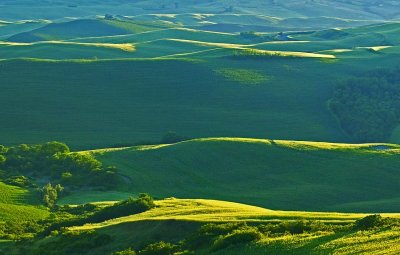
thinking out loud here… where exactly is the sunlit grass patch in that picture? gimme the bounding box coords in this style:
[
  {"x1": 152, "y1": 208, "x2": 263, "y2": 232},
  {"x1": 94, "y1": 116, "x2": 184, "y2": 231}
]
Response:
[
  {"x1": 189, "y1": 137, "x2": 400, "y2": 153},
  {"x1": 235, "y1": 48, "x2": 336, "y2": 59},
  {"x1": 215, "y1": 68, "x2": 270, "y2": 85},
  {"x1": 0, "y1": 41, "x2": 136, "y2": 52},
  {"x1": 71, "y1": 198, "x2": 392, "y2": 231},
  {"x1": 317, "y1": 226, "x2": 400, "y2": 254}
]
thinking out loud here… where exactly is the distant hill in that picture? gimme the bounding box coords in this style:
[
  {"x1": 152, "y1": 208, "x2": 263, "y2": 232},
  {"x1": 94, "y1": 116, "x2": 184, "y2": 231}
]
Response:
[
  {"x1": 6, "y1": 19, "x2": 170, "y2": 42},
  {"x1": 0, "y1": 0, "x2": 399, "y2": 24}
]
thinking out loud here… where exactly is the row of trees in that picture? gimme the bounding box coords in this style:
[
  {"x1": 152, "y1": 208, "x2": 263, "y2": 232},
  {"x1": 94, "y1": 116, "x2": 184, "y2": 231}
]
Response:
[{"x1": 329, "y1": 68, "x2": 400, "y2": 142}]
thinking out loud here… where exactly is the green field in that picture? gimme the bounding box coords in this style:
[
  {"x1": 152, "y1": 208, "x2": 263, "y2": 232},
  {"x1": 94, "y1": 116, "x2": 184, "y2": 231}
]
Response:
[
  {"x1": 1, "y1": 15, "x2": 400, "y2": 148},
  {"x1": 70, "y1": 138, "x2": 400, "y2": 212},
  {"x1": 1, "y1": 1, "x2": 400, "y2": 254},
  {"x1": 0, "y1": 58, "x2": 353, "y2": 149}
]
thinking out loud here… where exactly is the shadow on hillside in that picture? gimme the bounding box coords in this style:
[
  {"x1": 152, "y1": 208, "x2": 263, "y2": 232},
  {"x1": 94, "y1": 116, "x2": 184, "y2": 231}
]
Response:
[{"x1": 296, "y1": 231, "x2": 351, "y2": 254}]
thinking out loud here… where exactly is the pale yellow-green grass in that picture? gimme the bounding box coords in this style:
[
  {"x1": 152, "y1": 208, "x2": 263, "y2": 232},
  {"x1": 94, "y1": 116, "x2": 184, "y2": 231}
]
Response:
[
  {"x1": 254, "y1": 40, "x2": 312, "y2": 45},
  {"x1": 166, "y1": 38, "x2": 248, "y2": 48},
  {"x1": 70, "y1": 198, "x2": 400, "y2": 231},
  {"x1": 153, "y1": 14, "x2": 178, "y2": 19},
  {"x1": 79, "y1": 147, "x2": 131, "y2": 154},
  {"x1": 136, "y1": 38, "x2": 335, "y2": 59},
  {"x1": 237, "y1": 48, "x2": 337, "y2": 59},
  {"x1": 78, "y1": 144, "x2": 172, "y2": 155},
  {"x1": 318, "y1": 49, "x2": 353, "y2": 53},
  {"x1": 81, "y1": 137, "x2": 400, "y2": 157},
  {"x1": 316, "y1": 226, "x2": 400, "y2": 254},
  {"x1": 154, "y1": 48, "x2": 222, "y2": 59},
  {"x1": 189, "y1": 137, "x2": 400, "y2": 153},
  {"x1": 0, "y1": 41, "x2": 135, "y2": 52}
]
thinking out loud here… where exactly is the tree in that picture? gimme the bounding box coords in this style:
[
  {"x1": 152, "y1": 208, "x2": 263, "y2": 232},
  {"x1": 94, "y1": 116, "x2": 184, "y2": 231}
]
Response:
[
  {"x1": 40, "y1": 142, "x2": 70, "y2": 156},
  {"x1": 139, "y1": 241, "x2": 178, "y2": 255},
  {"x1": 0, "y1": 145, "x2": 7, "y2": 154},
  {"x1": 329, "y1": 70, "x2": 400, "y2": 142},
  {"x1": 42, "y1": 183, "x2": 64, "y2": 208}
]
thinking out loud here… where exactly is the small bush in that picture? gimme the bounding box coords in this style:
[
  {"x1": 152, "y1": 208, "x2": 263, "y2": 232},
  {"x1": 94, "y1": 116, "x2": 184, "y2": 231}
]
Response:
[
  {"x1": 212, "y1": 227, "x2": 262, "y2": 251},
  {"x1": 258, "y1": 220, "x2": 310, "y2": 235},
  {"x1": 86, "y1": 193, "x2": 155, "y2": 223},
  {"x1": 139, "y1": 241, "x2": 178, "y2": 255},
  {"x1": 4, "y1": 175, "x2": 33, "y2": 187},
  {"x1": 354, "y1": 215, "x2": 383, "y2": 230}
]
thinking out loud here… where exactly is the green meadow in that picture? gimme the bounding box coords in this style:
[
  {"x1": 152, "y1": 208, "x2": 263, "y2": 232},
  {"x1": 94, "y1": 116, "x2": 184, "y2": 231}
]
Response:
[
  {"x1": 0, "y1": 58, "x2": 351, "y2": 149},
  {"x1": 1, "y1": 1, "x2": 400, "y2": 254},
  {"x1": 1, "y1": 14, "x2": 400, "y2": 148},
  {"x1": 82, "y1": 138, "x2": 400, "y2": 212}
]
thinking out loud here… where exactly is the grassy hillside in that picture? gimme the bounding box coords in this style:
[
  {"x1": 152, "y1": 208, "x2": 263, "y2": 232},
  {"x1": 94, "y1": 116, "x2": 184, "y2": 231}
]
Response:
[
  {"x1": 22, "y1": 198, "x2": 400, "y2": 255},
  {"x1": 86, "y1": 138, "x2": 400, "y2": 212},
  {"x1": 2, "y1": 19, "x2": 400, "y2": 146},
  {"x1": 73, "y1": 199, "x2": 390, "y2": 229},
  {"x1": 2, "y1": 2, "x2": 400, "y2": 255},
  {"x1": 0, "y1": 182, "x2": 48, "y2": 223},
  {"x1": 4, "y1": 20, "x2": 400, "y2": 61},
  {"x1": 6, "y1": 19, "x2": 170, "y2": 42},
  {"x1": 0, "y1": 58, "x2": 350, "y2": 149},
  {"x1": 0, "y1": 20, "x2": 48, "y2": 40}
]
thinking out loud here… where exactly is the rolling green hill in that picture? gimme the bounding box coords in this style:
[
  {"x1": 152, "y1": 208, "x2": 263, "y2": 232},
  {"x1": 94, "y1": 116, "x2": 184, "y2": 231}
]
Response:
[
  {"x1": 20, "y1": 198, "x2": 400, "y2": 255},
  {"x1": 1, "y1": 0, "x2": 399, "y2": 23},
  {"x1": 0, "y1": 58, "x2": 350, "y2": 149},
  {"x1": 2, "y1": 18, "x2": 400, "y2": 147},
  {"x1": 6, "y1": 19, "x2": 170, "y2": 42},
  {"x1": 2, "y1": 18, "x2": 400, "y2": 65},
  {"x1": 1, "y1": 1, "x2": 400, "y2": 255},
  {"x1": 0, "y1": 20, "x2": 48, "y2": 40},
  {"x1": 71, "y1": 138, "x2": 400, "y2": 212}
]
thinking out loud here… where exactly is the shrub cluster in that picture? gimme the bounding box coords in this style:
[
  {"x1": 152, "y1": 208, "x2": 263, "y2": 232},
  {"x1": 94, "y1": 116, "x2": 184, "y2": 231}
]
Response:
[
  {"x1": 33, "y1": 230, "x2": 113, "y2": 255},
  {"x1": 87, "y1": 193, "x2": 155, "y2": 223},
  {"x1": 0, "y1": 142, "x2": 120, "y2": 189}
]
